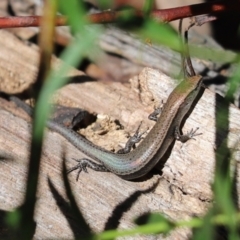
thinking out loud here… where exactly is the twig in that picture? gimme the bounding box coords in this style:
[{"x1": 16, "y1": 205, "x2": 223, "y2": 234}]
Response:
[{"x1": 0, "y1": 1, "x2": 239, "y2": 28}]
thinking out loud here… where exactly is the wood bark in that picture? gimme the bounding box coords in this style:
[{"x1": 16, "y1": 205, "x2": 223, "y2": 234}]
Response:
[{"x1": 0, "y1": 28, "x2": 239, "y2": 240}]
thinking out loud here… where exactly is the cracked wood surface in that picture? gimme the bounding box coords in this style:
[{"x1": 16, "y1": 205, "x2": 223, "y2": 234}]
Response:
[{"x1": 0, "y1": 29, "x2": 239, "y2": 239}]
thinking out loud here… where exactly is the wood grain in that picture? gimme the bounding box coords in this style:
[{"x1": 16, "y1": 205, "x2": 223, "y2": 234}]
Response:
[{"x1": 0, "y1": 28, "x2": 238, "y2": 239}]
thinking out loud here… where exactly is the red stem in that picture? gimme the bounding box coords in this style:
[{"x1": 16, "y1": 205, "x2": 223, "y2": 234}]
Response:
[
  {"x1": 150, "y1": 1, "x2": 240, "y2": 22},
  {"x1": 0, "y1": 1, "x2": 239, "y2": 28}
]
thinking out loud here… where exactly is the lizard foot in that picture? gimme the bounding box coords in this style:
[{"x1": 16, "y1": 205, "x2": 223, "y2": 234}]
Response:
[{"x1": 67, "y1": 158, "x2": 109, "y2": 181}]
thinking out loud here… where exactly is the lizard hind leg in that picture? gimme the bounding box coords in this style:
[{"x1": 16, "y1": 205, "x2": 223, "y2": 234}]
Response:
[{"x1": 67, "y1": 158, "x2": 109, "y2": 181}]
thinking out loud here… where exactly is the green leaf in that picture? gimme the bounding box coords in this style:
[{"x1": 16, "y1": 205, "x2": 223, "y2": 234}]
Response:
[
  {"x1": 135, "y1": 213, "x2": 174, "y2": 226},
  {"x1": 138, "y1": 19, "x2": 180, "y2": 52},
  {"x1": 5, "y1": 210, "x2": 21, "y2": 229},
  {"x1": 58, "y1": 0, "x2": 88, "y2": 34}
]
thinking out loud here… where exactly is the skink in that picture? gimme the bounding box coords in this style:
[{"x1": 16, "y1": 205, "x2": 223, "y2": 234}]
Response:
[
  {"x1": 11, "y1": 74, "x2": 203, "y2": 180},
  {"x1": 11, "y1": 19, "x2": 203, "y2": 180}
]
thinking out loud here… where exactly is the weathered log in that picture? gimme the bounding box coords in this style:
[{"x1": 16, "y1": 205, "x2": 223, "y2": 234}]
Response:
[{"x1": 0, "y1": 28, "x2": 238, "y2": 239}]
